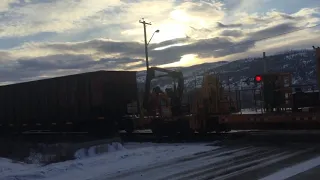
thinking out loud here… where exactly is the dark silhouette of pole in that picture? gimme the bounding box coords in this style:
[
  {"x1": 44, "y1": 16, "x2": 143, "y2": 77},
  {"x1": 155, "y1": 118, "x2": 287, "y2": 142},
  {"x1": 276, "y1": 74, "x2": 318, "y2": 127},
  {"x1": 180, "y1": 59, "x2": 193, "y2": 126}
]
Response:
[
  {"x1": 263, "y1": 52, "x2": 267, "y2": 73},
  {"x1": 139, "y1": 18, "x2": 151, "y2": 70}
]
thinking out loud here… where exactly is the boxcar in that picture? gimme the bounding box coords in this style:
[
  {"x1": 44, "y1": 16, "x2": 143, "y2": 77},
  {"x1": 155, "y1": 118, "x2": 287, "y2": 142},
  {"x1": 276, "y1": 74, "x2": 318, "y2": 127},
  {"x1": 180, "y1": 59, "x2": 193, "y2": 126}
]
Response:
[{"x1": 0, "y1": 70, "x2": 138, "y2": 136}]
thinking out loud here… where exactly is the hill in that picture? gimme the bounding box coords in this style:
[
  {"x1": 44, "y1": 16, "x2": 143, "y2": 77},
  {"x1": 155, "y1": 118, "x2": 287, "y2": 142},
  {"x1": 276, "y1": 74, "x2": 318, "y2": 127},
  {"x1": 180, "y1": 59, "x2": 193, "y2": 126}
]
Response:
[{"x1": 136, "y1": 49, "x2": 318, "y2": 91}]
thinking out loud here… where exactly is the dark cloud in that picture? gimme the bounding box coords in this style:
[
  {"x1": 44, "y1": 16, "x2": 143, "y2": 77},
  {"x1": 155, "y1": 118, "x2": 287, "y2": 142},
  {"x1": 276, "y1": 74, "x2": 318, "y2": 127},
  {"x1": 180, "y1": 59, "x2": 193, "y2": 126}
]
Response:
[
  {"x1": 16, "y1": 54, "x2": 97, "y2": 71},
  {"x1": 249, "y1": 22, "x2": 298, "y2": 40},
  {"x1": 16, "y1": 54, "x2": 142, "y2": 71},
  {"x1": 43, "y1": 39, "x2": 144, "y2": 55},
  {"x1": 280, "y1": 14, "x2": 297, "y2": 20},
  {"x1": 217, "y1": 22, "x2": 242, "y2": 28},
  {"x1": 150, "y1": 37, "x2": 191, "y2": 48},
  {"x1": 0, "y1": 54, "x2": 143, "y2": 83},
  {"x1": 146, "y1": 37, "x2": 252, "y2": 67},
  {"x1": 188, "y1": 26, "x2": 212, "y2": 33},
  {"x1": 212, "y1": 41, "x2": 255, "y2": 57},
  {"x1": 0, "y1": 51, "x2": 12, "y2": 62},
  {"x1": 215, "y1": 23, "x2": 300, "y2": 56},
  {"x1": 0, "y1": 27, "x2": 271, "y2": 81},
  {"x1": 220, "y1": 30, "x2": 243, "y2": 37},
  {"x1": 245, "y1": 13, "x2": 303, "y2": 25}
]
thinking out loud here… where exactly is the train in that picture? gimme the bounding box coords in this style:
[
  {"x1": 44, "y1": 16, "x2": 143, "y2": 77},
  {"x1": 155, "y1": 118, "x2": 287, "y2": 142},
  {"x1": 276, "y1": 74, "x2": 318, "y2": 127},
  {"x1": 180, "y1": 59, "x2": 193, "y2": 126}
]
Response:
[
  {"x1": 1, "y1": 46, "x2": 319, "y2": 138},
  {"x1": 0, "y1": 70, "x2": 138, "y2": 137}
]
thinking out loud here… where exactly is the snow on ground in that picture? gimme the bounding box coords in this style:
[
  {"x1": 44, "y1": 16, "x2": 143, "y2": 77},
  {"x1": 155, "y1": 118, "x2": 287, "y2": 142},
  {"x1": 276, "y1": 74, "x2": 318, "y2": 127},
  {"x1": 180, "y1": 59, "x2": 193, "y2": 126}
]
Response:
[
  {"x1": 0, "y1": 158, "x2": 38, "y2": 175},
  {"x1": 0, "y1": 142, "x2": 218, "y2": 180},
  {"x1": 234, "y1": 108, "x2": 263, "y2": 114},
  {"x1": 259, "y1": 155, "x2": 320, "y2": 180},
  {"x1": 119, "y1": 129, "x2": 153, "y2": 133},
  {"x1": 74, "y1": 142, "x2": 126, "y2": 159}
]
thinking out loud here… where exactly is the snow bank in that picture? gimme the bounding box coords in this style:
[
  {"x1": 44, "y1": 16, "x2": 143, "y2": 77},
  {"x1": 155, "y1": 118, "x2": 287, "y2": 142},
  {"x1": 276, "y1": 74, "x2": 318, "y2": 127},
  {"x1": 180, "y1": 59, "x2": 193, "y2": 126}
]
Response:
[
  {"x1": 0, "y1": 142, "x2": 217, "y2": 180},
  {"x1": 0, "y1": 158, "x2": 37, "y2": 175},
  {"x1": 74, "y1": 142, "x2": 125, "y2": 159}
]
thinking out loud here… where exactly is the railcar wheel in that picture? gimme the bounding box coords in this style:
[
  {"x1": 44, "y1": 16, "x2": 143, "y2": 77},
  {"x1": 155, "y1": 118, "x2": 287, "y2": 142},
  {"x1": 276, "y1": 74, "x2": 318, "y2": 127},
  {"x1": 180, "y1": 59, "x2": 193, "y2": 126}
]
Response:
[
  {"x1": 179, "y1": 128, "x2": 194, "y2": 139},
  {"x1": 124, "y1": 122, "x2": 134, "y2": 134},
  {"x1": 197, "y1": 129, "x2": 207, "y2": 136},
  {"x1": 151, "y1": 124, "x2": 162, "y2": 137}
]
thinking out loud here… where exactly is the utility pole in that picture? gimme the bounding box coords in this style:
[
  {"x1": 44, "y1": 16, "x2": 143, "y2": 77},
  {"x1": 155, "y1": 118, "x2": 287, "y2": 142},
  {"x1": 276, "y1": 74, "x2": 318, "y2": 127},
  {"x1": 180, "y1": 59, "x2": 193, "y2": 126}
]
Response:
[
  {"x1": 263, "y1": 52, "x2": 267, "y2": 73},
  {"x1": 139, "y1": 18, "x2": 151, "y2": 70}
]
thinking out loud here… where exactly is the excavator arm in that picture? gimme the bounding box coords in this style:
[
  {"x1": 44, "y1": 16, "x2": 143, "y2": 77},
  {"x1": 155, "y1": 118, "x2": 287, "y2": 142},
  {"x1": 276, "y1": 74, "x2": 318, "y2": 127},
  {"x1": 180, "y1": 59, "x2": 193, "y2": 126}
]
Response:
[{"x1": 142, "y1": 67, "x2": 184, "y2": 112}]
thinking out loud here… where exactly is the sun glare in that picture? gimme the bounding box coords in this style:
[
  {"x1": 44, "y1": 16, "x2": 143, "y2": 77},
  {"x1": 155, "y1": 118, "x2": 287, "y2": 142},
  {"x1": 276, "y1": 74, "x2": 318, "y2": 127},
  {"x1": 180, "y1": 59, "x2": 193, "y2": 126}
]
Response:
[
  {"x1": 153, "y1": 43, "x2": 191, "y2": 50},
  {"x1": 159, "y1": 54, "x2": 200, "y2": 68},
  {"x1": 170, "y1": 9, "x2": 190, "y2": 23},
  {"x1": 151, "y1": 22, "x2": 188, "y2": 43}
]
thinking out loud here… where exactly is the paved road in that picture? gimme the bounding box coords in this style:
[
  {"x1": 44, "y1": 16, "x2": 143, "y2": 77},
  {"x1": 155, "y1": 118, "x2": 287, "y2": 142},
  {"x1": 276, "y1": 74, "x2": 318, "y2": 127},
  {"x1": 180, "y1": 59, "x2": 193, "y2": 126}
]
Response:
[
  {"x1": 224, "y1": 147, "x2": 320, "y2": 180},
  {"x1": 218, "y1": 135, "x2": 320, "y2": 180},
  {"x1": 288, "y1": 165, "x2": 320, "y2": 180}
]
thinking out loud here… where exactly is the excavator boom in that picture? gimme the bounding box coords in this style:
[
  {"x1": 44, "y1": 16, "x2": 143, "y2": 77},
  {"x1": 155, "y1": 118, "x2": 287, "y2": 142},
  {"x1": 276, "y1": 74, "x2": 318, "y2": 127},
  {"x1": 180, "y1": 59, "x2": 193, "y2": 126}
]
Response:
[{"x1": 142, "y1": 67, "x2": 184, "y2": 113}]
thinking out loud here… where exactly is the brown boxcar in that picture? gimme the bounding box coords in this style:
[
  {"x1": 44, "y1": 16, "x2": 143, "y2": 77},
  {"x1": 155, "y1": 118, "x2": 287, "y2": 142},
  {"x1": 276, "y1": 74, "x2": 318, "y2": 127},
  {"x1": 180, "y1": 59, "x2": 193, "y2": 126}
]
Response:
[{"x1": 0, "y1": 70, "x2": 138, "y2": 136}]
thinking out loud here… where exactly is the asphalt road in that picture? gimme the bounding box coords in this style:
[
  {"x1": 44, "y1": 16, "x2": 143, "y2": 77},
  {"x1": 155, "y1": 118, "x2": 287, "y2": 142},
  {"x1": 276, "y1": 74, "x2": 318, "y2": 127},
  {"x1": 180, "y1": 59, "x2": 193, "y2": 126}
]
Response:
[
  {"x1": 223, "y1": 147, "x2": 320, "y2": 180},
  {"x1": 288, "y1": 165, "x2": 320, "y2": 180}
]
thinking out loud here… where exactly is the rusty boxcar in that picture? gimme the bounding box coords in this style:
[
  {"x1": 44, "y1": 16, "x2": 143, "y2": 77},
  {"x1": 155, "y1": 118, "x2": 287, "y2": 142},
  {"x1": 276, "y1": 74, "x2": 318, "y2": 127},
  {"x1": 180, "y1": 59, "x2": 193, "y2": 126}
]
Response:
[{"x1": 0, "y1": 70, "x2": 138, "y2": 136}]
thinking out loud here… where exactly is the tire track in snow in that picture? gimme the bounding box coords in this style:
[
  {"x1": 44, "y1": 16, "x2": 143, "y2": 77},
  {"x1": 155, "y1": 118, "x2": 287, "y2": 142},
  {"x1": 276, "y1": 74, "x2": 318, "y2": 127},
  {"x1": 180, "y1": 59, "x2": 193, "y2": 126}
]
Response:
[
  {"x1": 92, "y1": 146, "x2": 252, "y2": 180},
  {"x1": 174, "y1": 148, "x2": 314, "y2": 180},
  {"x1": 214, "y1": 148, "x2": 315, "y2": 180},
  {"x1": 103, "y1": 146, "x2": 267, "y2": 180},
  {"x1": 162, "y1": 147, "x2": 282, "y2": 180}
]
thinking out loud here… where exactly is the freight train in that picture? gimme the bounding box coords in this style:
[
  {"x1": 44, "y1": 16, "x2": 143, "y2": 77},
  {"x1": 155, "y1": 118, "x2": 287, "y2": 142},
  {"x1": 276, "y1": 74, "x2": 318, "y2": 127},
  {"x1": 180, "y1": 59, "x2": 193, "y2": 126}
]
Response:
[
  {"x1": 1, "y1": 47, "x2": 319, "y2": 138},
  {"x1": 0, "y1": 70, "x2": 138, "y2": 137}
]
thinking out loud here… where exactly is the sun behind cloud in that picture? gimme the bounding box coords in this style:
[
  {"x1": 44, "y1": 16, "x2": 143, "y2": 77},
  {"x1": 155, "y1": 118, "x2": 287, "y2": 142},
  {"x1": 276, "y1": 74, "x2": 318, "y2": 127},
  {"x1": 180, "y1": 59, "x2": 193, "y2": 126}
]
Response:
[{"x1": 160, "y1": 54, "x2": 201, "y2": 68}]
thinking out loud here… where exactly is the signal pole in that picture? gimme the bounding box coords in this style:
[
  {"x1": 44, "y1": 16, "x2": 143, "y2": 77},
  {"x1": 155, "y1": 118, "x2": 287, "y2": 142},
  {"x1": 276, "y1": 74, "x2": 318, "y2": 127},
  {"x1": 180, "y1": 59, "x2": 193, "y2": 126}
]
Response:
[
  {"x1": 139, "y1": 18, "x2": 151, "y2": 70},
  {"x1": 263, "y1": 52, "x2": 267, "y2": 73}
]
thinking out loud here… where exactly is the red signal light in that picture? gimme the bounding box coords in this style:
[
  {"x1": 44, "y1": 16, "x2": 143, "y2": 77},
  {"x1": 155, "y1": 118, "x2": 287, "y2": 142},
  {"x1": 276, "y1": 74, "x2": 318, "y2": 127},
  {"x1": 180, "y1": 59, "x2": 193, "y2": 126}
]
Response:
[{"x1": 255, "y1": 75, "x2": 262, "y2": 82}]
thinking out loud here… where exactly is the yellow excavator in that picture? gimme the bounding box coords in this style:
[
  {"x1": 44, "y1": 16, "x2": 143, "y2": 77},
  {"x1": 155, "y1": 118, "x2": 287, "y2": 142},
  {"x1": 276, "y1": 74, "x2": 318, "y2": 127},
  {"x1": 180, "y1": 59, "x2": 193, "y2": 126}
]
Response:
[
  {"x1": 142, "y1": 67, "x2": 185, "y2": 116},
  {"x1": 187, "y1": 73, "x2": 239, "y2": 133},
  {"x1": 122, "y1": 66, "x2": 187, "y2": 135}
]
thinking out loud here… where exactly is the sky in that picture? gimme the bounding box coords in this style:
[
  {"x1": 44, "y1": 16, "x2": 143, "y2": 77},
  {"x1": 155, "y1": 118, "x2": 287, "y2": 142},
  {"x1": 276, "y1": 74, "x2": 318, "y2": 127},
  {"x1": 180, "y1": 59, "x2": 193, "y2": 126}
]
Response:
[{"x1": 0, "y1": 0, "x2": 319, "y2": 84}]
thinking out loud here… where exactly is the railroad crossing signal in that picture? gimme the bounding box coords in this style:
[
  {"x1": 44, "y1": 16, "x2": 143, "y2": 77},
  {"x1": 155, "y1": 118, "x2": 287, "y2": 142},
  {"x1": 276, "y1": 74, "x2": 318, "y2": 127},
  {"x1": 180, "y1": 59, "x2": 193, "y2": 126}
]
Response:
[{"x1": 254, "y1": 75, "x2": 262, "y2": 83}]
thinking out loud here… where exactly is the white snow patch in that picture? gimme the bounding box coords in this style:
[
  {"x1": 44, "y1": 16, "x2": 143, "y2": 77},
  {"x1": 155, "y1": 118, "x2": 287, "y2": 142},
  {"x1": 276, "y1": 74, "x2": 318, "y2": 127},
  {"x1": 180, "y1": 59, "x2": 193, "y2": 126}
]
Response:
[
  {"x1": 119, "y1": 129, "x2": 152, "y2": 134},
  {"x1": 74, "y1": 142, "x2": 125, "y2": 159},
  {"x1": 0, "y1": 158, "x2": 37, "y2": 175},
  {"x1": 260, "y1": 155, "x2": 320, "y2": 180},
  {"x1": 233, "y1": 108, "x2": 263, "y2": 114},
  {"x1": 0, "y1": 143, "x2": 217, "y2": 180},
  {"x1": 134, "y1": 129, "x2": 152, "y2": 133}
]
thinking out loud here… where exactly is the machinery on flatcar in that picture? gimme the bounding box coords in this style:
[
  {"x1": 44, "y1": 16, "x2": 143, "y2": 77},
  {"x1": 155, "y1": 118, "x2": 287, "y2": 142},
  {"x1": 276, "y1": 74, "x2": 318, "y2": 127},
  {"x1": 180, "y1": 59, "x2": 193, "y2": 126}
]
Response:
[
  {"x1": 123, "y1": 46, "x2": 320, "y2": 135},
  {"x1": 122, "y1": 68, "x2": 238, "y2": 135}
]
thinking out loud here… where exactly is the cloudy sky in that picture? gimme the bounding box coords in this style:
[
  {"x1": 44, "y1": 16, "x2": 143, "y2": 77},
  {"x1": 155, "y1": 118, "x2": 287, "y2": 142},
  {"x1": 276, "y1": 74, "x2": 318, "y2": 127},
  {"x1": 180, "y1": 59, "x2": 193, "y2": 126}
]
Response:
[{"x1": 0, "y1": 0, "x2": 319, "y2": 84}]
